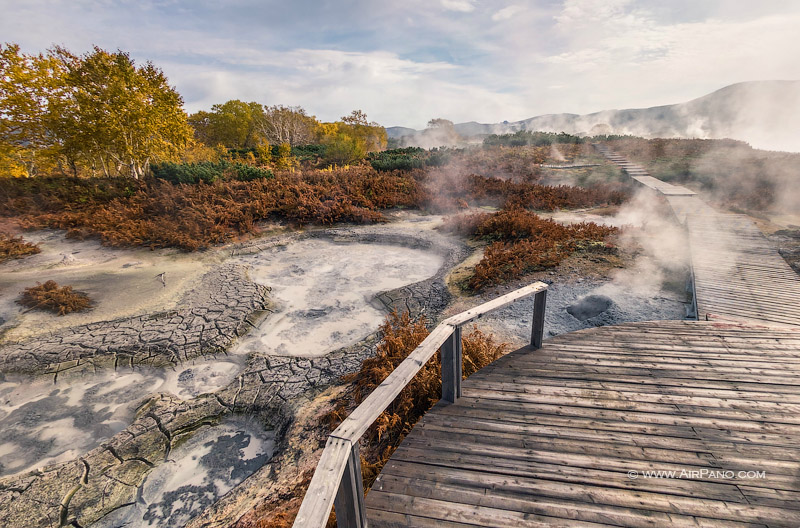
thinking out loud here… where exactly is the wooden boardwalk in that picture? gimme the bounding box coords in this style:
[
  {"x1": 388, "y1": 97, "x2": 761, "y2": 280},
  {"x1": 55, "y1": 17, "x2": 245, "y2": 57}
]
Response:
[
  {"x1": 366, "y1": 321, "x2": 800, "y2": 527},
  {"x1": 596, "y1": 146, "x2": 800, "y2": 329},
  {"x1": 359, "y1": 148, "x2": 800, "y2": 527}
]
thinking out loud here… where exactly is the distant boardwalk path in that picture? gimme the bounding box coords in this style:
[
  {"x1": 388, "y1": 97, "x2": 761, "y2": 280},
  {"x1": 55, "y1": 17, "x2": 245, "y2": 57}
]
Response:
[
  {"x1": 596, "y1": 145, "x2": 800, "y2": 328},
  {"x1": 299, "y1": 148, "x2": 800, "y2": 528}
]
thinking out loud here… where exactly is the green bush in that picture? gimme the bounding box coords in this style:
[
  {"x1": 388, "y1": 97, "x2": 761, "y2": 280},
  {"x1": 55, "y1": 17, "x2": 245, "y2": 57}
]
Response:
[
  {"x1": 367, "y1": 147, "x2": 453, "y2": 172},
  {"x1": 150, "y1": 161, "x2": 273, "y2": 184},
  {"x1": 483, "y1": 131, "x2": 586, "y2": 147}
]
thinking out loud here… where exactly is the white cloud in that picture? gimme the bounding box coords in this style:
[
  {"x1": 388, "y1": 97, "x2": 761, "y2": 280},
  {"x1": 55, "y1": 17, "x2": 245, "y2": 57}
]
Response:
[
  {"x1": 1, "y1": 0, "x2": 799, "y2": 130},
  {"x1": 492, "y1": 5, "x2": 524, "y2": 21},
  {"x1": 441, "y1": 0, "x2": 476, "y2": 13}
]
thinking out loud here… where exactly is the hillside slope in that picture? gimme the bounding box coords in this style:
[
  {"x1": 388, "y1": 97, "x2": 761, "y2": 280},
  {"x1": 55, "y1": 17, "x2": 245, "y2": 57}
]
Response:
[{"x1": 388, "y1": 81, "x2": 800, "y2": 152}]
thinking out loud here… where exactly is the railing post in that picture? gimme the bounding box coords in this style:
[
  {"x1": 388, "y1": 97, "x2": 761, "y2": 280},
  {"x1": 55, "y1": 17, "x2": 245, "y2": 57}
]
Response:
[
  {"x1": 333, "y1": 442, "x2": 366, "y2": 528},
  {"x1": 531, "y1": 289, "x2": 547, "y2": 349},
  {"x1": 441, "y1": 325, "x2": 462, "y2": 403}
]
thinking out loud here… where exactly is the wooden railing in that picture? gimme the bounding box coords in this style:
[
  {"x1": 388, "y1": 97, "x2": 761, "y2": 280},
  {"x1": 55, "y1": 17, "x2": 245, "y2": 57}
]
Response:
[{"x1": 293, "y1": 282, "x2": 549, "y2": 528}]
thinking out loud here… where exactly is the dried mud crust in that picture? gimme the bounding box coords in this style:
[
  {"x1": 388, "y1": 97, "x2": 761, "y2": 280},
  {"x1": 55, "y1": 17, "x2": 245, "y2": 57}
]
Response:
[
  {"x1": 0, "y1": 263, "x2": 272, "y2": 376},
  {"x1": 0, "y1": 225, "x2": 469, "y2": 528},
  {"x1": 0, "y1": 393, "x2": 229, "y2": 528}
]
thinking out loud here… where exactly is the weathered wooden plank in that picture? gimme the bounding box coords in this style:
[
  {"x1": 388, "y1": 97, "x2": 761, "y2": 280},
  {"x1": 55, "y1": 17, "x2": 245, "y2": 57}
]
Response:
[
  {"x1": 430, "y1": 404, "x2": 800, "y2": 446},
  {"x1": 415, "y1": 418, "x2": 800, "y2": 463},
  {"x1": 380, "y1": 458, "x2": 746, "y2": 503},
  {"x1": 334, "y1": 443, "x2": 366, "y2": 528},
  {"x1": 367, "y1": 491, "x2": 608, "y2": 527},
  {"x1": 371, "y1": 472, "x2": 779, "y2": 527},
  {"x1": 294, "y1": 436, "x2": 351, "y2": 527},
  {"x1": 454, "y1": 395, "x2": 800, "y2": 432},
  {"x1": 461, "y1": 374, "x2": 800, "y2": 405},
  {"x1": 440, "y1": 326, "x2": 462, "y2": 404}
]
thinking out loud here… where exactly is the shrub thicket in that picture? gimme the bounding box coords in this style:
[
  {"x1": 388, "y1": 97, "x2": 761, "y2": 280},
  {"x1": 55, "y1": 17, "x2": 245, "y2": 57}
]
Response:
[
  {"x1": 150, "y1": 160, "x2": 274, "y2": 184},
  {"x1": 368, "y1": 147, "x2": 453, "y2": 172},
  {"x1": 17, "y1": 280, "x2": 92, "y2": 315},
  {"x1": 483, "y1": 130, "x2": 586, "y2": 147}
]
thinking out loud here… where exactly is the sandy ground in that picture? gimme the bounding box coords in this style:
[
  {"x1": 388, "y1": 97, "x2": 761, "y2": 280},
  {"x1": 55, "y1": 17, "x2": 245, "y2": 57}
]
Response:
[{"x1": 0, "y1": 230, "x2": 216, "y2": 341}]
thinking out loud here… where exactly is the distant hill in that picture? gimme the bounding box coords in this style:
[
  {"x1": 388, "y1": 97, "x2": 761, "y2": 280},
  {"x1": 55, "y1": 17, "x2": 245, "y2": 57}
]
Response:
[{"x1": 387, "y1": 81, "x2": 800, "y2": 152}]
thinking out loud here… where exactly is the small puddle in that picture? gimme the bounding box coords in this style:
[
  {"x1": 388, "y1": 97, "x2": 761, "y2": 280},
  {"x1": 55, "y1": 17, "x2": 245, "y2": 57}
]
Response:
[
  {"x1": 0, "y1": 357, "x2": 241, "y2": 477},
  {"x1": 234, "y1": 238, "x2": 443, "y2": 357},
  {"x1": 92, "y1": 417, "x2": 275, "y2": 528}
]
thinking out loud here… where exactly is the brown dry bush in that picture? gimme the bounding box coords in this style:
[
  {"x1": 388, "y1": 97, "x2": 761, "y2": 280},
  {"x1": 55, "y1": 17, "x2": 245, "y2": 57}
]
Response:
[
  {"x1": 17, "y1": 280, "x2": 92, "y2": 315},
  {"x1": 441, "y1": 208, "x2": 618, "y2": 290},
  {"x1": 0, "y1": 233, "x2": 40, "y2": 262}
]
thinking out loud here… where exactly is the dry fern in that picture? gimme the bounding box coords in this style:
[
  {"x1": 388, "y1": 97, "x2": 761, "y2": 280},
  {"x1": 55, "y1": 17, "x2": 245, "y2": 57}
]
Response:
[
  {"x1": 0, "y1": 233, "x2": 40, "y2": 262},
  {"x1": 17, "y1": 280, "x2": 92, "y2": 315}
]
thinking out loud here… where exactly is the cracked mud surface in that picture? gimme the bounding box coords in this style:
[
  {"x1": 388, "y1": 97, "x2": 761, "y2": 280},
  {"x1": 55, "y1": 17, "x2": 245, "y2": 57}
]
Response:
[
  {"x1": 0, "y1": 221, "x2": 465, "y2": 527},
  {"x1": 0, "y1": 263, "x2": 271, "y2": 376}
]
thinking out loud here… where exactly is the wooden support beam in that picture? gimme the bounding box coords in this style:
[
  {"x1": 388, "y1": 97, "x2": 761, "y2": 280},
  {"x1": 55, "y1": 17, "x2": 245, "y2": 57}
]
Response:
[
  {"x1": 441, "y1": 325, "x2": 463, "y2": 404},
  {"x1": 334, "y1": 443, "x2": 367, "y2": 528},
  {"x1": 531, "y1": 289, "x2": 547, "y2": 349}
]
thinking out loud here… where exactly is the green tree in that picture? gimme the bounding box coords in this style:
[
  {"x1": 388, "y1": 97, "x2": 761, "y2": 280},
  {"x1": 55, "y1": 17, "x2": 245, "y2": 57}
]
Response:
[
  {"x1": 55, "y1": 46, "x2": 192, "y2": 178},
  {"x1": 0, "y1": 44, "x2": 67, "y2": 177},
  {"x1": 189, "y1": 99, "x2": 264, "y2": 148},
  {"x1": 324, "y1": 132, "x2": 366, "y2": 165}
]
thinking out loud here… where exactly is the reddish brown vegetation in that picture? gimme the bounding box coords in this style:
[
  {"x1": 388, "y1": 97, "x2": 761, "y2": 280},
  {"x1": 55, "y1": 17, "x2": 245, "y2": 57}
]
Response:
[
  {"x1": 441, "y1": 208, "x2": 619, "y2": 290},
  {"x1": 325, "y1": 311, "x2": 508, "y2": 488},
  {"x1": 0, "y1": 167, "x2": 424, "y2": 250},
  {"x1": 0, "y1": 232, "x2": 40, "y2": 262},
  {"x1": 17, "y1": 280, "x2": 92, "y2": 315},
  {"x1": 1, "y1": 162, "x2": 626, "y2": 250},
  {"x1": 421, "y1": 169, "x2": 628, "y2": 213}
]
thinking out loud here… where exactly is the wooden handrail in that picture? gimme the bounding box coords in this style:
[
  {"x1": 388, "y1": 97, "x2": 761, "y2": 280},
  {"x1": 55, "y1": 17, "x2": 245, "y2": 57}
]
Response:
[{"x1": 293, "y1": 282, "x2": 548, "y2": 528}]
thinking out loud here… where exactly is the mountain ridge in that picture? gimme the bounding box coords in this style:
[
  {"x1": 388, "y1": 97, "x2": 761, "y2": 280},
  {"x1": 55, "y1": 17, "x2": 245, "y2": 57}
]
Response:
[{"x1": 387, "y1": 81, "x2": 800, "y2": 152}]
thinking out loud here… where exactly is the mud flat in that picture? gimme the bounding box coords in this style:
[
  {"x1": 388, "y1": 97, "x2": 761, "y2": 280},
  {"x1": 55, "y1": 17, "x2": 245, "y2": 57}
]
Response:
[
  {"x1": 233, "y1": 238, "x2": 443, "y2": 357},
  {"x1": 0, "y1": 222, "x2": 460, "y2": 528}
]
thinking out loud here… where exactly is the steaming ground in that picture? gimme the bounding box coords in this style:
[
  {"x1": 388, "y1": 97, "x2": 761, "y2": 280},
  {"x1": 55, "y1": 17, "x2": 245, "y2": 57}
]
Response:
[{"x1": 457, "y1": 189, "x2": 693, "y2": 345}]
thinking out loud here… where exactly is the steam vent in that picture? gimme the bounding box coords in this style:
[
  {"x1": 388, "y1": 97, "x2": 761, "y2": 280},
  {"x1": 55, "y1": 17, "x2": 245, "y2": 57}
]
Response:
[{"x1": 296, "y1": 148, "x2": 800, "y2": 528}]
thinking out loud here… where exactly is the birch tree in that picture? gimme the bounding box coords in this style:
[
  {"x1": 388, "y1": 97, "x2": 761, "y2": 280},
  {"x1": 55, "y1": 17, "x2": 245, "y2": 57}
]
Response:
[{"x1": 57, "y1": 47, "x2": 191, "y2": 178}]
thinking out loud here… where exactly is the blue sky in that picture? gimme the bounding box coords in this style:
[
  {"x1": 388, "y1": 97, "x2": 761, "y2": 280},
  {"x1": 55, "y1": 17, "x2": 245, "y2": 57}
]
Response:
[{"x1": 3, "y1": 0, "x2": 799, "y2": 128}]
